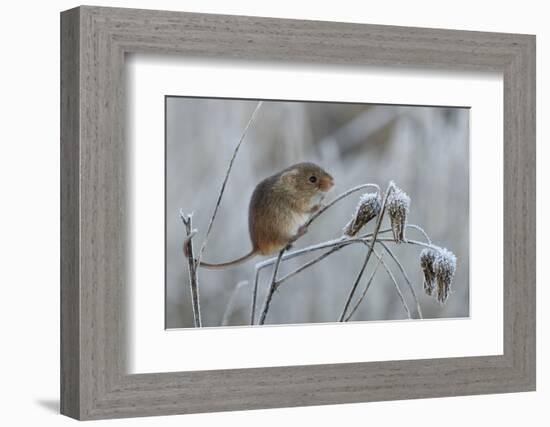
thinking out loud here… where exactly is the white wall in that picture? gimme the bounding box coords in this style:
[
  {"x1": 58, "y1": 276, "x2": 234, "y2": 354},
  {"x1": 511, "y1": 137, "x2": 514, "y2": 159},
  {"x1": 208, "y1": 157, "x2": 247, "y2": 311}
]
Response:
[{"x1": 0, "y1": 0, "x2": 546, "y2": 425}]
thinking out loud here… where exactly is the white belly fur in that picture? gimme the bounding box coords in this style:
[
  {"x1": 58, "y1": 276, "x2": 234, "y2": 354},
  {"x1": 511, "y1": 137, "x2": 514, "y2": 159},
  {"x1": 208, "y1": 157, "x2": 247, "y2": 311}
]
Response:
[{"x1": 288, "y1": 211, "x2": 309, "y2": 236}]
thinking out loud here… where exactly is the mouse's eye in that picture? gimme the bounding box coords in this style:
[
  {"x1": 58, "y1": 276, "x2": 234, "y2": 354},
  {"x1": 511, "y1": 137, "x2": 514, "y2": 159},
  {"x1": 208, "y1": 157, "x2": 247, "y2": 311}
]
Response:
[{"x1": 309, "y1": 176, "x2": 317, "y2": 183}]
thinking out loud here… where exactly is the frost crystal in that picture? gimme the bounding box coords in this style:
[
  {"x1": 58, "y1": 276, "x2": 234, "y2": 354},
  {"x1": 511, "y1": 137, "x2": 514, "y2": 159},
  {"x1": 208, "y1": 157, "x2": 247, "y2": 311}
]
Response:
[
  {"x1": 419, "y1": 246, "x2": 457, "y2": 303},
  {"x1": 433, "y1": 248, "x2": 457, "y2": 304},
  {"x1": 343, "y1": 192, "x2": 382, "y2": 237},
  {"x1": 420, "y1": 248, "x2": 437, "y2": 296},
  {"x1": 386, "y1": 184, "x2": 410, "y2": 243}
]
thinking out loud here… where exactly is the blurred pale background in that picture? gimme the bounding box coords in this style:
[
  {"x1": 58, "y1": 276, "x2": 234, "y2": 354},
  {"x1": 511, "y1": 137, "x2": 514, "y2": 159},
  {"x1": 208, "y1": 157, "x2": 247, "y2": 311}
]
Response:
[{"x1": 166, "y1": 97, "x2": 469, "y2": 328}]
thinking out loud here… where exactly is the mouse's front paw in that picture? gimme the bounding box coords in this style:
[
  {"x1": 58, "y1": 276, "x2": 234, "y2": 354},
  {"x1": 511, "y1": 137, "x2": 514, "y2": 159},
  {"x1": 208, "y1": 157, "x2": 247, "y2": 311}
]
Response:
[{"x1": 296, "y1": 224, "x2": 308, "y2": 238}]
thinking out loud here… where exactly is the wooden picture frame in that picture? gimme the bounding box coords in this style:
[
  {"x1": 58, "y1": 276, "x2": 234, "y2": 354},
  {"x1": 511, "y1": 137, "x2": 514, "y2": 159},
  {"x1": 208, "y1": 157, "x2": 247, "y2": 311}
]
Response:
[{"x1": 60, "y1": 5, "x2": 536, "y2": 420}]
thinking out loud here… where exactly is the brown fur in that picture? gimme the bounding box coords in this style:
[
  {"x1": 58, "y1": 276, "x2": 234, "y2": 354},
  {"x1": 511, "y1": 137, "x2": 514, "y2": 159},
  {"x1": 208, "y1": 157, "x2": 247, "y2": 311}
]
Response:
[{"x1": 198, "y1": 162, "x2": 334, "y2": 269}]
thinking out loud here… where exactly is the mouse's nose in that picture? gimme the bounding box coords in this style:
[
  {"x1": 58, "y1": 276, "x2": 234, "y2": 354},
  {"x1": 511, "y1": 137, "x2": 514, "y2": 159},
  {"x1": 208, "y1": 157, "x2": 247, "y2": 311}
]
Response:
[{"x1": 320, "y1": 175, "x2": 335, "y2": 191}]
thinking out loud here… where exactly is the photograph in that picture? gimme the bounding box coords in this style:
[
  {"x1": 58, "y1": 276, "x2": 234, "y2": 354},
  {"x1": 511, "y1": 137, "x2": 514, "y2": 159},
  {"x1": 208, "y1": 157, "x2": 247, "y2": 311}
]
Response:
[{"x1": 165, "y1": 97, "x2": 469, "y2": 328}]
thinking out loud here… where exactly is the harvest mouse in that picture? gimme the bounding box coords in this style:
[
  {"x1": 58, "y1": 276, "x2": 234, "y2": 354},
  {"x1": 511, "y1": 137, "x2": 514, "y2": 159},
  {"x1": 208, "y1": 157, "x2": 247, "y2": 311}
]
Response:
[{"x1": 194, "y1": 162, "x2": 334, "y2": 269}]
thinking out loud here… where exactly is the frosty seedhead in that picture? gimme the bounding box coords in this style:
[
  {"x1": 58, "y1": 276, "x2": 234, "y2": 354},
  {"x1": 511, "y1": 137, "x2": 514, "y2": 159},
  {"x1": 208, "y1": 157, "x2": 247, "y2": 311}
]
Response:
[
  {"x1": 386, "y1": 184, "x2": 410, "y2": 243},
  {"x1": 343, "y1": 192, "x2": 382, "y2": 236}
]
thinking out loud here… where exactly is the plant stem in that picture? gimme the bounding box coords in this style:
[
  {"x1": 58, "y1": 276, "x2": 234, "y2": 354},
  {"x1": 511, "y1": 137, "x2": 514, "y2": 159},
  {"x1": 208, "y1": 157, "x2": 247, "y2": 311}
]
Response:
[
  {"x1": 251, "y1": 239, "x2": 361, "y2": 324},
  {"x1": 346, "y1": 244, "x2": 411, "y2": 319},
  {"x1": 255, "y1": 230, "x2": 390, "y2": 272},
  {"x1": 180, "y1": 211, "x2": 202, "y2": 327},
  {"x1": 406, "y1": 224, "x2": 432, "y2": 245},
  {"x1": 250, "y1": 268, "x2": 262, "y2": 325},
  {"x1": 344, "y1": 254, "x2": 384, "y2": 321},
  {"x1": 375, "y1": 237, "x2": 435, "y2": 249},
  {"x1": 249, "y1": 227, "x2": 433, "y2": 324},
  {"x1": 372, "y1": 247, "x2": 411, "y2": 319},
  {"x1": 304, "y1": 183, "x2": 380, "y2": 228},
  {"x1": 276, "y1": 245, "x2": 342, "y2": 284},
  {"x1": 377, "y1": 240, "x2": 423, "y2": 319},
  {"x1": 258, "y1": 249, "x2": 286, "y2": 325},
  {"x1": 196, "y1": 101, "x2": 263, "y2": 267},
  {"x1": 221, "y1": 281, "x2": 248, "y2": 326},
  {"x1": 255, "y1": 236, "x2": 349, "y2": 270},
  {"x1": 338, "y1": 182, "x2": 395, "y2": 321},
  {"x1": 339, "y1": 246, "x2": 373, "y2": 322}
]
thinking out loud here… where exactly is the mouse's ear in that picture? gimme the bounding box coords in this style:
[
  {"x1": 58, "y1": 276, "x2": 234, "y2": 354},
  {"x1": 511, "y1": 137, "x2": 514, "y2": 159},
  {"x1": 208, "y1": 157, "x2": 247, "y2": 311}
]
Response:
[{"x1": 280, "y1": 168, "x2": 299, "y2": 184}]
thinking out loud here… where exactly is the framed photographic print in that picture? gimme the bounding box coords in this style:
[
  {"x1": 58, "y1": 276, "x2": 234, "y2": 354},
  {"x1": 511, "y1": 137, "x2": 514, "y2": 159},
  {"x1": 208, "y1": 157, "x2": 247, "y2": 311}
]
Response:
[
  {"x1": 61, "y1": 5, "x2": 536, "y2": 420},
  {"x1": 164, "y1": 97, "x2": 470, "y2": 328}
]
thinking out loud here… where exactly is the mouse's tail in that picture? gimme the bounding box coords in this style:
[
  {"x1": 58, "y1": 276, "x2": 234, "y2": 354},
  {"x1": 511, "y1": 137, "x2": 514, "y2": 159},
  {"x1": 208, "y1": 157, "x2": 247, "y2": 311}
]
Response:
[{"x1": 186, "y1": 249, "x2": 257, "y2": 270}]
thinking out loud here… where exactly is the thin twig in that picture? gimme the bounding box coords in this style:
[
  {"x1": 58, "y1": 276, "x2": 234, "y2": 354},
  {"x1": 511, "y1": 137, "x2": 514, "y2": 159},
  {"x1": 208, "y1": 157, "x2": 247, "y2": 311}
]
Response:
[
  {"x1": 376, "y1": 224, "x2": 431, "y2": 244},
  {"x1": 179, "y1": 210, "x2": 202, "y2": 327},
  {"x1": 304, "y1": 183, "x2": 380, "y2": 228},
  {"x1": 276, "y1": 245, "x2": 343, "y2": 284},
  {"x1": 251, "y1": 239, "x2": 356, "y2": 324},
  {"x1": 250, "y1": 267, "x2": 262, "y2": 325},
  {"x1": 375, "y1": 237, "x2": 435, "y2": 249},
  {"x1": 255, "y1": 230, "x2": 390, "y2": 272},
  {"x1": 371, "y1": 247, "x2": 411, "y2": 319},
  {"x1": 406, "y1": 224, "x2": 432, "y2": 245},
  {"x1": 344, "y1": 244, "x2": 411, "y2": 320},
  {"x1": 258, "y1": 249, "x2": 286, "y2": 325},
  {"x1": 221, "y1": 281, "x2": 248, "y2": 326},
  {"x1": 255, "y1": 230, "x2": 405, "y2": 325},
  {"x1": 255, "y1": 236, "x2": 348, "y2": 270},
  {"x1": 182, "y1": 229, "x2": 198, "y2": 246},
  {"x1": 249, "y1": 229, "x2": 432, "y2": 324},
  {"x1": 252, "y1": 233, "x2": 378, "y2": 323},
  {"x1": 344, "y1": 254, "x2": 384, "y2": 321},
  {"x1": 377, "y1": 240, "x2": 423, "y2": 319},
  {"x1": 195, "y1": 101, "x2": 263, "y2": 267},
  {"x1": 253, "y1": 238, "x2": 363, "y2": 321},
  {"x1": 338, "y1": 182, "x2": 395, "y2": 322},
  {"x1": 338, "y1": 245, "x2": 373, "y2": 322}
]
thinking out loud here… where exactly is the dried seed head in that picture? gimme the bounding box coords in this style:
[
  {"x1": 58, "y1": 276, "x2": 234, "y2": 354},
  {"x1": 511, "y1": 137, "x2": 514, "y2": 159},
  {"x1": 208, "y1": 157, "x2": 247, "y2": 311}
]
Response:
[
  {"x1": 386, "y1": 184, "x2": 410, "y2": 243},
  {"x1": 433, "y1": 248, "x2": 457, "y2": 304},
  {"x1": 420, "y1": 248, "x2": 437, "y2": 296},
  {"x1": 343, "y1": 192, "x2": 382, "y2": 236}
]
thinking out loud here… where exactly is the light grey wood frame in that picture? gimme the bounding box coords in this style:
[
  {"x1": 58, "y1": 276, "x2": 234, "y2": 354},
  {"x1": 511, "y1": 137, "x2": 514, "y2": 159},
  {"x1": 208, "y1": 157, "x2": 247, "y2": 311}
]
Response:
[{"x1": 60, "y1": 5, "x2": 536, "y2": 420}]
